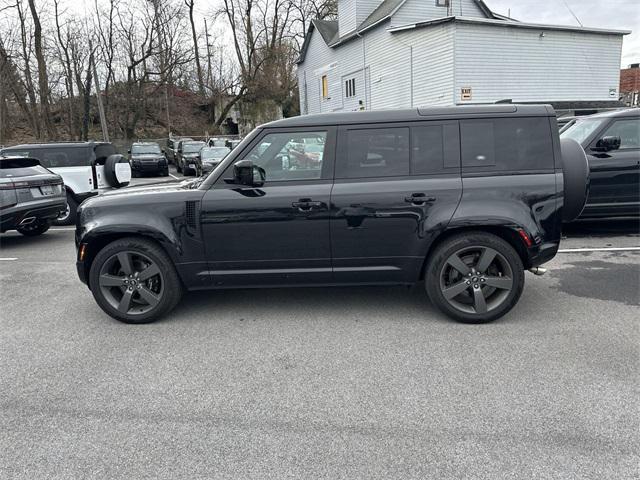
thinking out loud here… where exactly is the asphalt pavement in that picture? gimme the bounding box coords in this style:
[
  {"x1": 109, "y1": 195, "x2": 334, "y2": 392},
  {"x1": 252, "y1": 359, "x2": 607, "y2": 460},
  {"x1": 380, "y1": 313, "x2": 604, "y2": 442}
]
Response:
[{"x1": 0, "y1": 179, "x2": 638, "y2": 479}]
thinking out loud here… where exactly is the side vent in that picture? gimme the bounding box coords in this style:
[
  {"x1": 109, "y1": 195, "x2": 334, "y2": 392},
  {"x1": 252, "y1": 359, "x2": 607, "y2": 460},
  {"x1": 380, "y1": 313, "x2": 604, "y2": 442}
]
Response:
[{"x1": 185, "y1": 201, "x2": 198, "y2": 228}]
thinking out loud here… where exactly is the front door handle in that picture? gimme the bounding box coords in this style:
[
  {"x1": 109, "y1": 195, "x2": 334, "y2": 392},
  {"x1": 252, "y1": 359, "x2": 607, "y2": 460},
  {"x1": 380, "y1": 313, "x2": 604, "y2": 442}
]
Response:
[
  {"x1": 292, "y1": 200, "x2": 325, "y2": 211},
  {"x1": 404, "y1": 193, "x2": 435, "y2": 204}
]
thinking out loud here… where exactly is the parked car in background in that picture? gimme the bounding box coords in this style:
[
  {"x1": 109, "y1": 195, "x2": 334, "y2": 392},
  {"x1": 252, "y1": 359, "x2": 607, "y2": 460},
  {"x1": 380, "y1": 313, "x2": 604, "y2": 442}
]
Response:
[
  {"x1": 76, "y1": 105, "x2": 589, "y2": 325},
  {"x1": 560, "y1": 108, "x2": 639, "y2": 218},
  {"x1": 227, "y1": 139, "x2": 242, "y2": 150},
  {"x1": 129, "y1": 142, "x2": 168, "y2": 177},
  {"x1": 208, "y1": 137, "x2": 227, "y2": 147},
  {"x1": 167, "y1": 136, "x2": 192, "y2": 165},
  {"x1": 176, "y1": 141, "x2": 206, "y2": 176},
  {"x1": 0, "y1": 142, "x2": 131, "y2": 225},
  {"x1": 199, "y1": 146, "x2": 231, "y2": 173},
  {"x1": 0, "y1": 156, "x2": 66, "y2": 236}
]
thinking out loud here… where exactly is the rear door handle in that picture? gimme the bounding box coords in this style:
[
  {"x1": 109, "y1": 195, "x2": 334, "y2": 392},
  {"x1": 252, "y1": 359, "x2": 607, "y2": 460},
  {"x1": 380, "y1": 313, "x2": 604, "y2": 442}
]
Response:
[{"x1": 404, "y1": 193, "x2": 435, "y2": 204}]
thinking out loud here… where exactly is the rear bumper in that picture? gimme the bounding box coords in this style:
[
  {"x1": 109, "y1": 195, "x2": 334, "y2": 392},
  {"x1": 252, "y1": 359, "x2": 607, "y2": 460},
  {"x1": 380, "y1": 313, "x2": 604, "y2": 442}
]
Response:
[
  {"x1": 527, "y1": 241, "x2": 560, "y2": 267},
  {"x1": 131, "y1": 162, "x2": 167, "y2": 172},
  {"x1": 1, "y1": 199, "x2": 66, "y2": 232}
]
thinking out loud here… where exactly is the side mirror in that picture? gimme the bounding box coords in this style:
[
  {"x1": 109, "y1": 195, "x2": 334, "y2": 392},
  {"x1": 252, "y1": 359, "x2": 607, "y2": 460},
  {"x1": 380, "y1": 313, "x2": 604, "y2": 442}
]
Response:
[
  {"x1": 233, "y1": 160, "x2": 265, "y2": 187},
  {"x1": 162, "y1": 148, "x2": 165, "y2": 153},
  {"x1": 127, "y1": 149, "x2": 131, "y2": 154},
  {"x1": 594, "y1": 136, "x2": 621, "y2": 152}
]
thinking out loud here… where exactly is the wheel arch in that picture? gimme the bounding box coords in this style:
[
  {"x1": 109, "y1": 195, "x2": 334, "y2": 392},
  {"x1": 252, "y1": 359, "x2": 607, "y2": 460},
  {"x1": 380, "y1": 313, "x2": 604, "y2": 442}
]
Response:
[
  {"x1": 420, "y1": 225, "x2": 532, "y2": 280},
  {"x1": 80, "y1": 231, "x2": 181, "y2": 289}
]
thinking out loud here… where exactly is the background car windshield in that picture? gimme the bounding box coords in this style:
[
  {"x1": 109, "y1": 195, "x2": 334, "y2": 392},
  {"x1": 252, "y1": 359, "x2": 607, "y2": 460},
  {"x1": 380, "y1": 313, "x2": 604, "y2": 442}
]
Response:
[
  {"x1": 132, "y1": 144, "x2": 161, "y2": 155},
  {"x1": 560, "y1": 119, "x2": 606, "y2": 144},
  {"x1": 202, "y1": 147, "x2": 230, "y2": 159},
  {"x1": 184, "y1": 142, "x2": 205, "y2": 153}
]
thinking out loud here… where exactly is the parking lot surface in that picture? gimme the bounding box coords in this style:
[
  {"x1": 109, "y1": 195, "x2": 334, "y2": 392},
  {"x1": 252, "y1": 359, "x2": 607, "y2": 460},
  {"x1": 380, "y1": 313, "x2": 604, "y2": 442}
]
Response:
[{"x1": 1, "y1": 181, "x2": 638, "y2": 479}]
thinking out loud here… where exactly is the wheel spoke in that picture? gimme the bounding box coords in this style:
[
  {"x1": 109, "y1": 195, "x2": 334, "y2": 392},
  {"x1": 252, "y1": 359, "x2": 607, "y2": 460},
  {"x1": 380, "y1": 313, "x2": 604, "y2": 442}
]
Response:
[
  {"x1": 442, "y1": 280, "x2": 470, "y2": 299},
  {"x1": 117, "y1": 252, "x2": 134, "y2": 275},
  {"x1": 476, "y1": 247, "x2": 497, "y2": 273},
  {"x1": 137, "y1": 286, "x2": 160, "y2": 307},
  {"x1": 484, "y1": 276, "x2": 513, "y2": 290},
  {"x1": 138, "y1": 263, "x2": 160, "y2": 281},
  {"x1": 472, "y1": 287, "x2": 487, "y2": 314},
  {"x1": 100, "y1": 274, "x2": 124, "y2": 287},
  {"x1": 117, "y1": 289, "x2": 134, "y2": 313},
  {"x1": 446, "y1": 254, "x2": 471, "y2": 276}
]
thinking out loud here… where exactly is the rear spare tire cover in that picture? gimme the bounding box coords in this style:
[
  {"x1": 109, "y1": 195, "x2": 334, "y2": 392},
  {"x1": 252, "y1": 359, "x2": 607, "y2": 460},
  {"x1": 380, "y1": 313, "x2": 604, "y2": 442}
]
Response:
[
  {"x1": 559, "y1": 138, "x2": 589, "y2": 222},
  {"x1": 104, "y1": 154, "x2": 131, "y2": 188}
]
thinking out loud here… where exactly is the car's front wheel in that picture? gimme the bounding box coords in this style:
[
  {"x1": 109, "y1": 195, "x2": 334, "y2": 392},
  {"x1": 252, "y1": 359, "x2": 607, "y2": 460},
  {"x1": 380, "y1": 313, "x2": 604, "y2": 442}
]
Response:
[
  {"x1": 425, "y1": 232, "x2": 525, "y2": 323},
  {"x1": 89, "y1": 237, "x2": 183, "y2": 323}
]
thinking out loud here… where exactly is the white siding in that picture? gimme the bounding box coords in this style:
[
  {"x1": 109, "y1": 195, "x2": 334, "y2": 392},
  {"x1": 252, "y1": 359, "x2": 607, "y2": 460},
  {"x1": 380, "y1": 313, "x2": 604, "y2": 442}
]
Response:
[
  {"x1": 391, "y1": 0, "x2": 485, "y2": 28},
  {"x1": 357, "y1": 0, "x2": 384, "y2": 25},
  {"x1": 339, "y1": 0, "x2": 357, "y2": 36},
  {"x1": 454, "y1": 23, "x2": 624, "y2": 103}
]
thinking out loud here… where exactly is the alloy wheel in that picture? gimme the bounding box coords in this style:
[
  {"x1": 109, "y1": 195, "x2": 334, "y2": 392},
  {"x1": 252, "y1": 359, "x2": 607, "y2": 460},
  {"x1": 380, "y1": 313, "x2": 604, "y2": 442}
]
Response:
[
  {"x1": 98, "y1": 251, "x2": 164, "y2": 315},
  {"x1": 439, "y1": 246, "x2": 514, "y2": 315}
]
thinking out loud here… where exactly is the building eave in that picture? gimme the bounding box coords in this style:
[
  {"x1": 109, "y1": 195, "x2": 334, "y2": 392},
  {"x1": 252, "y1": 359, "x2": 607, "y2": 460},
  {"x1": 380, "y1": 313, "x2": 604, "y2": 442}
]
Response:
[{"x1": 389, "y1": 16, "x2": 630, "y2": 35}]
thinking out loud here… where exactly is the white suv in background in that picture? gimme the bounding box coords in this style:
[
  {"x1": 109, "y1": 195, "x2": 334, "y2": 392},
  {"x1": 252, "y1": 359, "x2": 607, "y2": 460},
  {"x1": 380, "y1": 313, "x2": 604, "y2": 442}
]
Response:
[{"x1": 0, "y1": 142, "x2": 131, "y2": 225}]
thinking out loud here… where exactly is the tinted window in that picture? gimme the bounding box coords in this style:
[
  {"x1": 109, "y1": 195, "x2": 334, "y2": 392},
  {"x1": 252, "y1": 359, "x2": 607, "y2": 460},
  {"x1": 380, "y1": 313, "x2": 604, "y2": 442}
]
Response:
[
  {"x1": 600, "y1": 119, "x2": 640, "y2": 149},
  {"x1": 243, "y1": 131, "x2": 327, "y2": 181},
  {"x1": 131, "y1": 144, "x2": 161, "y2": 154},
  {"x1": 2, "y1": 146, "x2": 91, "y2": 168},
  {"x1": 0, "y1": 164, "x2": 49, "y2": 178},
  {"x1": 338, "y1": 128, "x2": 409, "y2": 178},
  {"x1": 183, "y1": 142, "x2": 206, "y2": 153},
  {"x1": 461, "y1": 117, "x2": 554, "y2": 172}
]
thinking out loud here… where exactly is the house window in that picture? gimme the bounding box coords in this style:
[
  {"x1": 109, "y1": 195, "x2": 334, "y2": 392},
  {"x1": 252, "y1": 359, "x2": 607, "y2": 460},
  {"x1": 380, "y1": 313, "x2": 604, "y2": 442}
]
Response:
[
  {"x1": 345, "y1": 78, "x2": 356, "y2": 98},
  {"x1": 321, "y1": 75, "x2": 328, "y2": 99},
  {"x1": 435, "y1": 0, "x2": 449, "y2": 6}
]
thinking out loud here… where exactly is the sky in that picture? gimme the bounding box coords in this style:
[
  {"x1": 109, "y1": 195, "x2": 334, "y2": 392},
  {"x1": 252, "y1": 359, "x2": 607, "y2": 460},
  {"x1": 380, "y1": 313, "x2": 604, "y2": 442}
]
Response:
[{"x1": 484, "y1": 0, "x2": 639, "y2": 67}]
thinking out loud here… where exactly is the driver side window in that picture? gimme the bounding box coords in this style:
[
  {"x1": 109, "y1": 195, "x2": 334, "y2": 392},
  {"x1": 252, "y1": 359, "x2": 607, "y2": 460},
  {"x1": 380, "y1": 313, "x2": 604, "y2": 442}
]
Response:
[
  {"x1": 601, "y1": 119, "x2": 640, "y2": 149},
  {"x1": 245, "y1": 131, "x2": 327, "y2": 181}
]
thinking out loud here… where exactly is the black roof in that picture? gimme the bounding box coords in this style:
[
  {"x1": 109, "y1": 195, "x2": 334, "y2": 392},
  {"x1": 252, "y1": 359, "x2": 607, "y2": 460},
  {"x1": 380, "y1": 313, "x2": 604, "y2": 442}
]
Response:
[{"x1": 263, "y1": 105, "x2": 554, "y2": 128}]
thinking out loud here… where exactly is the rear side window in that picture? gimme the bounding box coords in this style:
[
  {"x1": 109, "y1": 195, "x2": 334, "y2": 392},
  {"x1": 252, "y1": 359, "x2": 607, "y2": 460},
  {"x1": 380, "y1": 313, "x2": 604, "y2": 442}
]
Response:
[
  {"x1": 460, "y1": 117, "x2": 554, "y2": 173},
  {"x1": 3, "y1": 147, "x2": 92, "y2": 168},
  {"x1": 337, "y1": 127, "x2": 409, "y2": 178}
]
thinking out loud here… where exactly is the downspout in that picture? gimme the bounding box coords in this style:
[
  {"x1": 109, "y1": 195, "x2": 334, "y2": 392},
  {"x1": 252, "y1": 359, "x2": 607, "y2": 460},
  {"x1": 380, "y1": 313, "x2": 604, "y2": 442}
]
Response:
[
  {"x1": 409, "y1": 45, "x2": 414, "y2": 107},
  {"x1": 356, "y1": 31, "x2": 367, "y2": 110}
]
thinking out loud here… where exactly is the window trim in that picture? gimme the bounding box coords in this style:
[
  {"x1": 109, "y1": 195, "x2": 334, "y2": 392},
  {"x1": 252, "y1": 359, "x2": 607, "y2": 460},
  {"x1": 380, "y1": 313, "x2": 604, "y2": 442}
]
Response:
[
  {"x1": 321, "y1": 75, "x2": 329, "y2": 99},
  {"x1": 435, "y1": 0, "x2": 449, "y2": 6}
]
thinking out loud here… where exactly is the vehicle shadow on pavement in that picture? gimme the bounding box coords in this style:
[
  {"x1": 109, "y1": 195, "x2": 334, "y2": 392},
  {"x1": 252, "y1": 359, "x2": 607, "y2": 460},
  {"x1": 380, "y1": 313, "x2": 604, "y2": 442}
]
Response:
[
  {"x1": 175, "y1": 283, "x2": 449, "y2": 324},
  {"x1": 563, "y1": 218, "x2": 640, "y2": 237},
  {"x1": 0, "y1": 232, "x2": 58, "y2": 250}
]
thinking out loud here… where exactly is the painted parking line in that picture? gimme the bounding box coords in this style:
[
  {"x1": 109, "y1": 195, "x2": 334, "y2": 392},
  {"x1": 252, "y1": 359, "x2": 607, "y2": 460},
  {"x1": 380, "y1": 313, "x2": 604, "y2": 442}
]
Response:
[
  {"x1": 558, "y1": 246, "x2": 640, "y2": 253},
  {"x1": 0, "y1": 258, "x2": 18, "y2": 261},
  {"x1": 49, "y1": 227, "x2": 76, "y2": 231},
  {"x1": 169, "y1": 173, "x2": 179, "y2": 179}
]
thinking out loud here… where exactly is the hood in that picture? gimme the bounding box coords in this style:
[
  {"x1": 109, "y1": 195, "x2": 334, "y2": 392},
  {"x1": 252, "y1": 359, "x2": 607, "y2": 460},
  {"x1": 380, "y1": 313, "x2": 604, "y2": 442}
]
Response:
[{"x1": 82, "y1": 181, "x2": 200, "y2": 208}]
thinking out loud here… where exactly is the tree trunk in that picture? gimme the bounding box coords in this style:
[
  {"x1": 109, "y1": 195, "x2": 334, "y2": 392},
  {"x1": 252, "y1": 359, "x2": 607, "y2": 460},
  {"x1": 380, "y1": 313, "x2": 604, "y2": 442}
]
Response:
[
  {"x1": 186, "y1": 0, "x2": 205, "y2": 97},
  {"x1": 27, "y1": 0, "x2": 57, "y2": 140}
]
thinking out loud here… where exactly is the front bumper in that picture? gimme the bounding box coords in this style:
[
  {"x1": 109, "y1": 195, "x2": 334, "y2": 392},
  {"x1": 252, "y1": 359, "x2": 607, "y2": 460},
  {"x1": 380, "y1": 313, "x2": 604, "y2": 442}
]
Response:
[
  {"x1": 1, "y1": 198, "x2": 66, "y2": 232},
  {"x1": 131, "y1": 161, "x2": 168, "y2": 172}
]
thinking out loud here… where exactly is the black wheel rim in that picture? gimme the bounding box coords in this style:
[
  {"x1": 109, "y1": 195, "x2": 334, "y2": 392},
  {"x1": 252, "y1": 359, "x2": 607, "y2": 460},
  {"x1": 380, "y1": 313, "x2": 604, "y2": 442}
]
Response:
[
  {"x1": 98, "y1": 251, "x2": 164, "y2": 315},
  {"x1": 439, "y1": 246, "x2": 513, "y2": 315}
]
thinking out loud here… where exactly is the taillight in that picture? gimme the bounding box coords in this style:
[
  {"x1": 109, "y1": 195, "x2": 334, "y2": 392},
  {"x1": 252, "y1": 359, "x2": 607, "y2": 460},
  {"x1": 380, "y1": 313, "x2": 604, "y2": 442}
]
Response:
[
  {"x1": 0, "y1": 181, "x2": 29, "y2": 190},
  {"x1": 517, "y1": 228, "x2": 533, "y2": 248}
]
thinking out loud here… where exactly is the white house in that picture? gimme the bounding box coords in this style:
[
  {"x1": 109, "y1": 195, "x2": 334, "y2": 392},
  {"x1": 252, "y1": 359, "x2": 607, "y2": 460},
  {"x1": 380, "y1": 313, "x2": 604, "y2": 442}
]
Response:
[{"x1": 296, "y1": 0, "x2": 630, "y2": 116}]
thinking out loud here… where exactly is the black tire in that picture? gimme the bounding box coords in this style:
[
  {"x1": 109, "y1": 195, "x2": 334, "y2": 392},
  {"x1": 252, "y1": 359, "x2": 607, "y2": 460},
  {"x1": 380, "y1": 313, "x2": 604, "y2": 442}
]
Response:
[
  {"x1": 89, "y1": 237, "x2": 183, "y2": 324},
  {"x1": 176, "y1": 160, "x2": 182, "y2": 173},
  {"x1": 17, "y1": 220, "x2": 50, "y2": 236},
  {"x1": 161, "y1": 168, "x2": 169, "y2": 177},
  {"x1": 104, "y1": 154, "x2": 131, "y2": 188},
  {"x1": 425, "y1": 232, "x2": 525, "y2": 324},
  {"x1": 52, "y1": 193, "x2": 77, "y2": 226}
]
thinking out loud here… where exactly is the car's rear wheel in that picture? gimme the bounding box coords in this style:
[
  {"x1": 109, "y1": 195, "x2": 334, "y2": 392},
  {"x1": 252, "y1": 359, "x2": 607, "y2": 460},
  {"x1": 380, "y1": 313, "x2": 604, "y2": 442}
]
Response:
[
  {"x1": 53, "y1": 193, "x2": 77, "y2": 226},
  {"x1": 17, "y1": 220, "x2": 50, "y2": 236},
  {"x1": 425, "y1": 232, "x2": 525, "y2": 323},
  {"x1": 89, "y1": 237, "x2": 183, "y2": 324}
]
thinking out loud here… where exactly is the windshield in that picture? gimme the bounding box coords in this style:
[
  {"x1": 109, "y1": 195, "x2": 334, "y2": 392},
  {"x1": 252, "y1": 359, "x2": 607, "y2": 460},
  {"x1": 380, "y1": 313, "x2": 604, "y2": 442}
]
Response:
[
  {"x1": 202, "y1": 147, "x2": 230, "y2": 159},
  {"x1": 131, "y1": 144, "x2": 161, "y2": 155},
  {"x1": 560, "y1": 118, "x2": 605, "y2": 144},
  {"x1": 184, "y1": 142, "x2": 205, "y2": 154}
]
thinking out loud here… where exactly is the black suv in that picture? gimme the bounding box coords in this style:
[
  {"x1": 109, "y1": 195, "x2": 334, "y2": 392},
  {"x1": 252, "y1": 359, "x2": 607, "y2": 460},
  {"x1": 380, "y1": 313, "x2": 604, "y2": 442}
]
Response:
[
  {"x1": 560, "y1": 108, "x2": 639, "y2": 219},
  {"x1": 75, "y1": 105, "x2": 588, "y2": 324},
  {"x1": 128, "y1": 142, "x2": 169, "y2": 177}
]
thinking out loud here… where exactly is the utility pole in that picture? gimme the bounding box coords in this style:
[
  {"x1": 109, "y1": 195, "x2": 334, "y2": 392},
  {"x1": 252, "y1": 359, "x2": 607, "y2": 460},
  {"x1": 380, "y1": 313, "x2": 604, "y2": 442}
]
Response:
[{"x1": 90, "y1": 47, "x2": 109, "y2": 142}]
